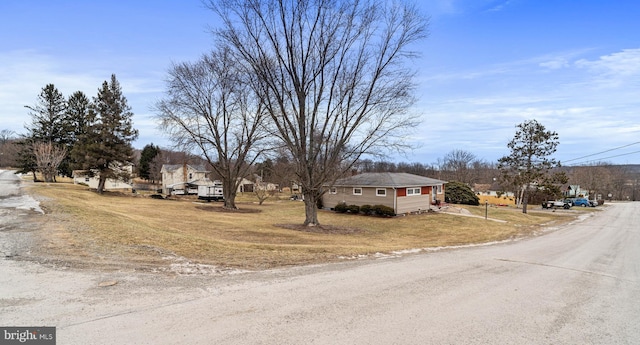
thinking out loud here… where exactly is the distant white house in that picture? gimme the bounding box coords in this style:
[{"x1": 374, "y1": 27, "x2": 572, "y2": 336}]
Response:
[
  {"x1": 473, "y1": 183, "x2": 515, "y2": 197},
  {"x1": 237, "y1": 177, "x2": 255, "y2": 193},
  {"x1": 72, "y1": 163, "x2": 134, "y2": 191},
  {"x1": 160, "y1": 164, "x2": 212, "y2": 195},
  {"x1": 236, "y1": 175, "x2": 279, "y2": 193},
  {"x1": 565, "y1": 184, "x2": 591, "y2": 199},
  {"x1": 253, "y1": 175, "x2": 278, "y2": 192}
]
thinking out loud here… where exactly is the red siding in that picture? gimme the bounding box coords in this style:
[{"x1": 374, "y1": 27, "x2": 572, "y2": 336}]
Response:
[
  {"x1": 421, "y1": 186, "x2": 431, "y2": 194},
  {"x1": 397, "y1": 188, "x2": 406, "y2": 197}
]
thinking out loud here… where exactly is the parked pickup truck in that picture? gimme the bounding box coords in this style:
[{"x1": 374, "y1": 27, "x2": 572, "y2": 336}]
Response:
[{"x1": 542, "y1": 200, "x2": 571, "y2": 209}]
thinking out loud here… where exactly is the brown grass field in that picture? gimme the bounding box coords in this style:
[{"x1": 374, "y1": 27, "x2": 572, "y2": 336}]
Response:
[{"x1": 26, "y1": 180, "x2": 585, "y2": 270}]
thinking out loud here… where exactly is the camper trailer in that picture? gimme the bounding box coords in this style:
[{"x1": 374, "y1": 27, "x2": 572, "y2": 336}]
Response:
[{"x1": 198, "y1": 181, "x2": 224, "y2": 202}]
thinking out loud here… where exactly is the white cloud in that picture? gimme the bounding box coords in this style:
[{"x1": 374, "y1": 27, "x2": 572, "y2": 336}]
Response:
[
  {"x1": 421, "y1": 0, "x2": 512, "y2": 16},
  {"x1": 575, "y1": 48, "x2": 640, "y2": 87},
  {"x1": 539, "y1": 58, "x2": 570, "y2": 70},
  {"x1": 575, "y1": 48, "x2": 640, "y2": 75},
  {"x1": 485, "y1": 0, "x2": 512, "y2": 13}
]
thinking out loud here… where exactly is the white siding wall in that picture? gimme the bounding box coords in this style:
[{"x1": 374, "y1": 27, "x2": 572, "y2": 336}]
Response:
[
  {"x1": 161, "y1": 166, "x2": 208, "y2": 193},
  {"x1": 73, "y1": 175, "x2": 132, "y2": 190}
]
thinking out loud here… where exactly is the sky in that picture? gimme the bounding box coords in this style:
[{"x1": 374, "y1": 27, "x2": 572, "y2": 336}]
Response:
[{"x1": 1, "y1": 0, "x2": 639, "y2": 166}]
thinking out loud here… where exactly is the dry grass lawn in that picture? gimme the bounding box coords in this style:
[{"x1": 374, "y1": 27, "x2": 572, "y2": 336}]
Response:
[{"x1": 27, "y1": 181, "x2": 581, "y2": 270}]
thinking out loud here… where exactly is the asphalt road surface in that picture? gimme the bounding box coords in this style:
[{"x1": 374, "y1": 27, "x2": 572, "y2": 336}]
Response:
[{"x1": 1, "y1": 170, "x2": 639, "y2": 344}]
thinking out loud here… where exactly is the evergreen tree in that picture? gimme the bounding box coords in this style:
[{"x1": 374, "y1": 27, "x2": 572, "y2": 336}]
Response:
[
  {"x1": 25, "y1": 84, "x2": 67, "y2": 143},
  {"x1": 72, "y1": 74, "x2": 138, "y2": 193},
  {"x1": 498, "y1": 119, "x2": 560, "y2": 213},
  {"x1": 66, "y1": 91, "x2": 94, "y2": 143},
  {"x1": 254, "y1": 159, "x2": 274, "y2": 182},
  {"x1": 138, "y1": 143, "x2": 160, "y2": 181},
  {"x1": 22, "y1": 84, "x2": 69, "y2": 181},
  {"x1": 444, "y1": 181, "x2": 480, "y2": 206},
  {"x1": 64, "y1": 91, "x2": 94, "y2": 175},
  {"x1": 15, "y1": 138, "x2": 38, "y2": 181}
]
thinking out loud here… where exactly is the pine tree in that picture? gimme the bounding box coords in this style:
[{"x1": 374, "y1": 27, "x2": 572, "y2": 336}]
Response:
[
  {"x1": 138, "y1": 143, "x2": 160, "y2": 181},
  {"x1": 25, "y1": 84, "x2": 67, "y2": 143},
  {"x1": 72, "y1": 74, "x2": 138, "y2": 193},
  {"x1": 65, "y1": 91, "x2": 94, "y2": 176},
  {"x1": 498, "y1": 119, "x2": 561, "y2": 213},
  {"x1": 66, "y1": 91, "x2": 94, "y2": 143},
  {"x1": 23, "y1": 84, "x2": 69, "y2": 181},
  {"x1": 15, "y1": 138, "x2": 38, "y2": 181}
]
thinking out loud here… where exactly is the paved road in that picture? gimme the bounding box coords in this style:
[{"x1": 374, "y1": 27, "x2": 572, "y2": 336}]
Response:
[{"x1": 1, "y1": 172, "x2": 639, "y2": 344}]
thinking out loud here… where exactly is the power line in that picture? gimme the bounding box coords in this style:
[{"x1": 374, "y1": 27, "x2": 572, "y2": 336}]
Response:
[
  {"x1": 567, "y1": 149, "x2": 640, "y2": 166},
  {"x1": 563, "y1": 141, "x2": 640, "y2": 164}
]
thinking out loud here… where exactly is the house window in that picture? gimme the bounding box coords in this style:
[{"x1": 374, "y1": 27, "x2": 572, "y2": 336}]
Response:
[
  {"x1": 376, "y1": 188, "x2": 386, "y2": 197},
  {"x1": 435, "y1": 185, "x2": 442, "y2": 193},
  {"x1": 188, "y1": 173, "x2": 193, "y2": 180},
  {"x1": 85, "y1": 177, "x2": 90, "y2": 182},
  {"x1": 406, "y1": 187, "x2": 421, "y2": 196},
  {"x1": 330, "y1": 187, "x2": 337, "y2": 194},
  {"x1": 353, "y1": 187, "x2": 362, "y2": 195}
]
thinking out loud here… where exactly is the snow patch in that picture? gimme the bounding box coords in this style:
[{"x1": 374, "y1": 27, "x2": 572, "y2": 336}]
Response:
[
  {"x1": 157, "y1": 255, "x2": 247, "y2": 275},
  {"x1": 0, "y1": 195, "x2": 44, "y2": 214}
]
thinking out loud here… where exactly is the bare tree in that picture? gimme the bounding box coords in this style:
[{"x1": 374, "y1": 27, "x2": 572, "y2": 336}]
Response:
[
  {"x1": 0, "y1": 129, "x2": 15, "y2": 144},
  {"x1": 568, "y1": 163, "x2": 613, "y2": 200},
  {"x1": 208, "y1": 0, "x2": 428, "y2": 225},
  {"x1": 148, "y1": 152, "x2": 165, "y2": 185},
  {"x1": 156, "y1": 47, "x2": 267, "y2": 209},
  {"x1": 33, "y1": 141, "x2": 67, "y2": 182},
  {"x1": 441, "y1": 149, "x2": 477, "y2": 185},
  {"x1": 0, "y1": 130, "x2": 17, "y2": 168},
  {"x1": 253, "y1": 180, "x2": 272, "y2": 205},
  {"x1": 269, "y1": 148, "x2": 296, "y2": 192}
]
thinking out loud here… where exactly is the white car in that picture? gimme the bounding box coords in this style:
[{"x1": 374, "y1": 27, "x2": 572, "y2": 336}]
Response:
[{"x1": 542, "y1": 200, "x2": 571, "y2": 209}]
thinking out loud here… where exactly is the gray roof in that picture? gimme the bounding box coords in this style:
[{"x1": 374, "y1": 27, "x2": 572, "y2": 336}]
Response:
[
  {"x1": 161, "y1": 164, "x2": 209, "y2": 172},
  {"x1": 330, "y1": 172, "x2": 446, "y2": 188}
]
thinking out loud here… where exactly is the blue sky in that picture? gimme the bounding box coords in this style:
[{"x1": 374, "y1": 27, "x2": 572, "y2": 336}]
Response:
[{"x1": 1, "y1": 0, "x2": 639, "y2": 166}]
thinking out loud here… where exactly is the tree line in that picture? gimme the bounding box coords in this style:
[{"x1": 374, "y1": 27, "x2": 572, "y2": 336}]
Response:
[{"x1": 3, "y1": 120, "x2": 639, "y2": 207}]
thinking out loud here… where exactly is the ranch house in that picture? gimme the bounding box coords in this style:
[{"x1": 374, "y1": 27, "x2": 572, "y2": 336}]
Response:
[{"x1": 322, "y1": 172, "x2": 447, "y2": 215}]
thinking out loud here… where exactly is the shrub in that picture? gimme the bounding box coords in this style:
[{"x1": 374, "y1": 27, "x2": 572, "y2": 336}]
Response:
[
  {"x1": 334, "y1": 202, "x2": 348, "y2": 213},
  {"x1": 444, "y1": 181, "x2": 480, "y2": 206},
  {"x1": 360, "y1": 204, "x2": 372, "y2": 215},
  {"x1": 347, "y1": 204, "x2": 360, "y2": 214},
  {"x1": 372, "y1": 204, "x2": 395, "y2": 217},
  {"x1": 334, "y1": 203, "x2": 394, "y2": 216}
]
